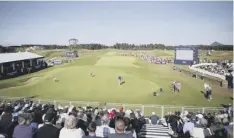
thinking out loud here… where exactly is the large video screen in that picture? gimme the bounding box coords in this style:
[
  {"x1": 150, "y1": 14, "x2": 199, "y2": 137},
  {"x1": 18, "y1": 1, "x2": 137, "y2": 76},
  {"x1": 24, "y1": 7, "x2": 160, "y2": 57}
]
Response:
[{"x1": 176, "y1": 50, "x2": 193, "y2": 60}]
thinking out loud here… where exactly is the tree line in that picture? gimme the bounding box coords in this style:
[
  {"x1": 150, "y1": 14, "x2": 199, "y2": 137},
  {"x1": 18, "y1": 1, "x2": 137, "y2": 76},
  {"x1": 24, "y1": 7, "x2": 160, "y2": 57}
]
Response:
[
  {"x1": 111, "y1": 43, "x2": 233, "y2": 51},
  {"x1": 0, "y1": 43, "x2": 233, "y2": 53}
]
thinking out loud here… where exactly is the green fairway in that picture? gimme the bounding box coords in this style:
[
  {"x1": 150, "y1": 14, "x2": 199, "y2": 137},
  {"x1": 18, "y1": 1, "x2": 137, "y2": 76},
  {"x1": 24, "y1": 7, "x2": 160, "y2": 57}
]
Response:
[{"x1": 0, "y1": 50, "x2": 232, "y2": 107}]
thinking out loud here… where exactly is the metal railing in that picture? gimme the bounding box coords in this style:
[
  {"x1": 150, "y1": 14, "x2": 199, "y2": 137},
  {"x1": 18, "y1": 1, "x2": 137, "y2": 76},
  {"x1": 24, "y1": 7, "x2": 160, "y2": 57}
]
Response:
[{"x1": 0, "y1": 96, "x2": 224, "y2": 117}]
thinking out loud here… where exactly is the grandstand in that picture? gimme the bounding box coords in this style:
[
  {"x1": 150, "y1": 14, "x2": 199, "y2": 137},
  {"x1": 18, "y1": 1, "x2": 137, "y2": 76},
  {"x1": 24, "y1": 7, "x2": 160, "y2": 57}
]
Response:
[{"x1": 0, "y1": 52, "x2": 47, "y2": 79}]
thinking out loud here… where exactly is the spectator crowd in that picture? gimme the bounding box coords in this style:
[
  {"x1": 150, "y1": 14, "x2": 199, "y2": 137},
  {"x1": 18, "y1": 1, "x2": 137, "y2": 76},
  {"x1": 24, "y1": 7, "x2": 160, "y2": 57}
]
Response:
[
  {"x1": 0, "y1": 99, "x2": 232, "y2": 138},
  {"x1": 197, "y1": 60, "x2": 233, "y2": 76},
  {"x1": 120, "y1": 52, "x2": 173, "y2": 64}
]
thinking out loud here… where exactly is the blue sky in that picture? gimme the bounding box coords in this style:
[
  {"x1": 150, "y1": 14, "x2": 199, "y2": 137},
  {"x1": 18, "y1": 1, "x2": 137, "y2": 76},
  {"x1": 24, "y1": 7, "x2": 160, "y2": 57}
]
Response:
[{"x1": 0, "y1": 1, "x2": 233, "y2": 46}]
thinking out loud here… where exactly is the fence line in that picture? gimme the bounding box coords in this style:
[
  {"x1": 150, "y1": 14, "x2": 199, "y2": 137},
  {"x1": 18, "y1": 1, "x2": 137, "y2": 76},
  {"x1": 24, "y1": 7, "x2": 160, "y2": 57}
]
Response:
[{"x1": 0, "y1": 96, "x2": 224, "y2": 117}]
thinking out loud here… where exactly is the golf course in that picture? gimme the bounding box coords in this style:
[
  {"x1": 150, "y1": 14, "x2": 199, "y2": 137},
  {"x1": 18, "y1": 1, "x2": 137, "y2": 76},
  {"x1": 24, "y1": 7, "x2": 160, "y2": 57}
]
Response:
[{"x1": 0, "y1": 49, "x2": 232, "y2": 107}]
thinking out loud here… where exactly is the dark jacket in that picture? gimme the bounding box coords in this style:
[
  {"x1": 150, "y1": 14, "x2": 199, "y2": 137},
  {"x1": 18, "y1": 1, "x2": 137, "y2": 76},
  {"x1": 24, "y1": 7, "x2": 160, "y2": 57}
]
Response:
[
  {"x1": 108, "y1": 133, "x2": 133, "y2": 138},
  {"x1": 7, "y1": 121, "x2": 19, "y2": 138},
  {"x1": 0, "y1": 113, "x2": 12, "y2": 134},
  {"x1": 36, "y1": 124, "x2": 60, "y2": 138},
  {"x1": 82, "y1": 135, "x2": 102, "y2": 138},
  {"x1": 77, "y1": 119, "x2": 88, "y2": 135}
]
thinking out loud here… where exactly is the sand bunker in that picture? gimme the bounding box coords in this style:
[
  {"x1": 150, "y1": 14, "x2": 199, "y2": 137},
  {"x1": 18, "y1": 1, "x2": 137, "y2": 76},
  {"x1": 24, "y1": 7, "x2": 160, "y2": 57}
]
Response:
[{"x1": 24, "y1": 77, "x2": 39, "y2": 83}]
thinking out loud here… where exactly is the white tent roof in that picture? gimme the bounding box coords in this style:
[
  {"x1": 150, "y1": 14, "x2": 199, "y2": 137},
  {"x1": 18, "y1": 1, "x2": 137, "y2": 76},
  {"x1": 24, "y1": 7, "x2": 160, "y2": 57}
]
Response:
[{"x1": 0, "y1": 52, "x2": 43, "y2": 64}]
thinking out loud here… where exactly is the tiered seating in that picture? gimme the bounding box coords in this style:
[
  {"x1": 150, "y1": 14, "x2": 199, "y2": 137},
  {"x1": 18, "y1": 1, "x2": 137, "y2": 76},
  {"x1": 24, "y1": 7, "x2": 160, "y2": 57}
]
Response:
[{"x1": 140, "y1": 124, "x2": 171, "y2": 138}]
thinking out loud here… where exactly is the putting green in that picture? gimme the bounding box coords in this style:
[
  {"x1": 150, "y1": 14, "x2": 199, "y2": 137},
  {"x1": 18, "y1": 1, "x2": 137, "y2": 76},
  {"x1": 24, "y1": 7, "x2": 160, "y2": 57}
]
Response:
[{"x1": 95, "y1": 55, "x2": 139, "y2": 68}]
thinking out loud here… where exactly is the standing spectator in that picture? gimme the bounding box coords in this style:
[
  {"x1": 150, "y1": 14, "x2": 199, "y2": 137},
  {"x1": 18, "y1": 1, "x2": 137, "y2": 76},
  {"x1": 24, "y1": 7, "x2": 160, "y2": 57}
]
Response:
[
  {"x1": 129, "y1": 112, "x2": 140, "y2": 134},
  {"x1": 37, "y1": 111, "x2": 60, "y2": 138},
  {"x1": 12, "y1": 113, "x2": 33, "y2": 138},
  {"x1": 95, "y1": 113, "x2": 115, "y2": 137},
  {"x1": 168, "y1": 112, "x2": 178, "y2": 133},
  {"x1": 183, "y1": 115, "x2": 194, "y2": 137},
  {"x1": 150, "y1": 112, "x2": 159, "y2": 125},
  {"x1": 59, "y1": 115, "x2": 84, "y2": 138},
  {"x1": 108, "y1": 119, "x2": 132, "y2": 138}
]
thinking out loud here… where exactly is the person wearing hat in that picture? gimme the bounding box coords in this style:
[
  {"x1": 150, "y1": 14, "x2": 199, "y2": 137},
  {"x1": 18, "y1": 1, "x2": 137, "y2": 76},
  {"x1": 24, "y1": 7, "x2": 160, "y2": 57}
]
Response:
[{"x1": 82, "y1": 122, "x2": 100, "y2": 138}]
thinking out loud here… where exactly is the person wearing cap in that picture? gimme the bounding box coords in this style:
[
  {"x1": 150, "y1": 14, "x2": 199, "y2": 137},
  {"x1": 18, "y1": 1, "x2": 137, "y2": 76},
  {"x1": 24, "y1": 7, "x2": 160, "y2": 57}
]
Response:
[
  {"x1": 37, "y1": 111, "x2": 60, "y2": 138},
  {"x1": 82, "y1": 122, "x2": 100, "y2": 138},
  {"x1": 108, "y1": 119, "x2": 132, "y2": 138}
]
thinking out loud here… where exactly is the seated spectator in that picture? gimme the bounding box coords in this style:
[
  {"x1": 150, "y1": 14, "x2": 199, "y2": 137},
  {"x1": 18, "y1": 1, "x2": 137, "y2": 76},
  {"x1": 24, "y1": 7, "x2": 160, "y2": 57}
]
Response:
[
  {"x1": 77, "y1": 111, "x2": 88, "y2": 135},
  {"x1": 12, "y1": 113, "x2": 33, "y2": 138},
  {"x1": 108, "y1": 119, "x2": 132, "y2": 138},
  {"x1": 210, "y1": 119, "x2": 226, "y2": 138},
  {"x1": 123, "y1": 117, "x2": 137, "y2": 138},
  {"x1": 59, "y1": 115, "x2": 84, "y2": 138},
  {"x1": 95, "y1": 113, "x2": 115, "y2": 137},
  {"x1": 82, "y1": 122, "x2": 100, "y2": 138},
  {"x1": 7, "y1": 115, "x2": 19, "y2": 138},
  {"x1": 0, "y1": 106, "x2": 13, "y2": 134},
  {"x1": 37, "y1": 110, "x2": 60, "y2": 138}
]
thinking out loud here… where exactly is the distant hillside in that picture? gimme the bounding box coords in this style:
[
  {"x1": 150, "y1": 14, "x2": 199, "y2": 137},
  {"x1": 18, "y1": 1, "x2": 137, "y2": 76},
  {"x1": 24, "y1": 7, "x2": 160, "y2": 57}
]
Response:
[{"x1": 210, "y1": 41, "x2": 224, "y2": 46}]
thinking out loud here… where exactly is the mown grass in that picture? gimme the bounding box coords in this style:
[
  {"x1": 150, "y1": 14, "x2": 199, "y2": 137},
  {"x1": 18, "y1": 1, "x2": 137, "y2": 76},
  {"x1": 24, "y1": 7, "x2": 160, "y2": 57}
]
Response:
[{"x1": 0, "y1": 50, "x2": 232, "y2": 108}]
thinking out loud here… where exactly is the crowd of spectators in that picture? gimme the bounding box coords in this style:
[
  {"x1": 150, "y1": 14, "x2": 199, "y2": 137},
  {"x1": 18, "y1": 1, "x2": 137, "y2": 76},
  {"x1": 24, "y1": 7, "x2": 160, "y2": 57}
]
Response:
[
  {"x1": 199, "y1": 59, "x2": 232, "y2": 64},
  {"x1": 196, "y1": 61, "x2": 233, "y2": 76},
  {"x1": 120, "y1": 52, "x2": 173, "y2": 64},
  {"x1": 164, "y1": 106, "x2": 233, "y2": 138},
  {"x1": 0, "y1": 99, "x2": 232, "y2": 138}
]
